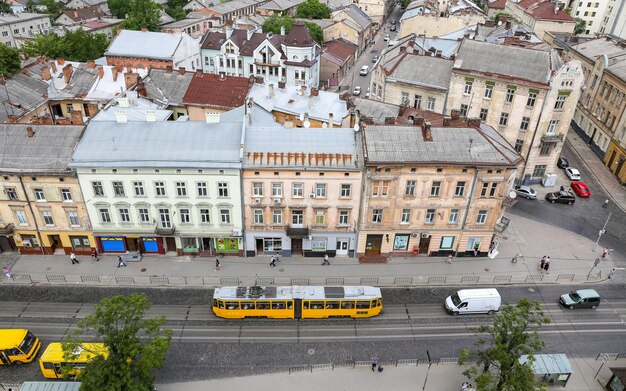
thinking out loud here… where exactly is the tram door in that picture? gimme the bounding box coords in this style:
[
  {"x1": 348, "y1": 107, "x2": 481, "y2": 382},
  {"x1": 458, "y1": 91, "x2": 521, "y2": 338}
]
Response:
[{"x1": 294, "y1": 298, "x2": 303, "y2": 319}]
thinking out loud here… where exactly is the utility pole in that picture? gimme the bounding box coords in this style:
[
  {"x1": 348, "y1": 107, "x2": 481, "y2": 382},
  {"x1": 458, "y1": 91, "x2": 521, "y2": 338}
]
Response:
[{"x1": 594, "y1": 212, "x2": 611, "y2": 251}]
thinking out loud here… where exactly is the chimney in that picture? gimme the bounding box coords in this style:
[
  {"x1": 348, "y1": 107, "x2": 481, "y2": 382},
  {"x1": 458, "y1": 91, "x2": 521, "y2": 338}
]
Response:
[
  {"x1": 141, "y1": 27, "x2": 147, "y2": 32},
  {"x1": 56, "y1": 58, "x2": 65, "y2": 65},
  {"x1": 399, "y1": 46, "x2": 406, "y2": 53},
  {"x1": 146, "y1": 110, "x2": 157, "y2": 122},
  {"x1": 136, "y1": 83, "x2": 147, "y2": 97},
  {"x1": 414, "y1": 116, "x2": 424, "y2": 125},
  {"x1": 467, "y1": 117, "x2": 481, "y2": 127},
  {"x1": 115, "y1": 63, "x2": 123, "y2": 73},
  {"x1": 179, "y1": 67, "x2": 186, "y2": 75},
  {"x1": 97, "y1": 66, "x2": 104, "y2": 79},
  {"x1": 115, "y1": 110, "x2": 128, "y2": 123},
  {"x1": 219, "y1": 71, "x2": 226, "y2": 80},
  {"x1": 112, "y1": 66, "x2": 119, "y2": 81},
  {"x1": 451, "y1": 109, "x2": 460, "y2": 120},
  {"x1": 196, "y1": 69, "x2": 203, "y2": 77},
  {"x1": 126, "y1": 64, "x2": 132, "y2": 73},
  {"x1": 51, "y1": 62, "x2": 57, "y2": 73},
  {"x1": 280, "y1": 26, "x2": 285, "y2": 36},
  {"x1": 62, "y1": 64, "x2": 73, "y2": 83},
  {"x1": 310, "y1": 88, "x2": 319, "y2": 97},
  {"x1": 26, "y1": 127, "x2": 34, "y2": 137},
  {"x1": 165, "y1": 65, "x2": 173, "y2": 73},
  {"x1": 41, "y1": 67, "x2": 51, "y2": 81},
  {"x1": 124, "y1": 72, "x2": 139, "y2": 89},
  {"x1": 70, "y1": 110, "x2": 84, "y2": 125},
  {"x1": 87, "y1": 60, "x2": 96, "y2": 69},
  {"x1": 421, "y1": 120, "x2": 432, "y2": 142},
  {"x1": 278, "y1": 80, "x2": 286, "y2": 89},
  {"x1": 8, "y1": 115, "x2": 17, "y2": 123},
  {"x1": 384, "y1": 117, "x2": 395, "y2": 125},
  {"x1": 205, "y1": 112, "x2": 221, "y2": 124},
  {"x1": 443, "y1": 116, "x2": 451, "y2": 126},
  {"x1": 226, "y1": 27, "x2": 233, "y2": 39},
  {"x1": 328, "y1": 112, "x2": 334, "y2": 125},
  {"x1": 435, "y1": 50, "x2": 442, "y2": 57},
  {"x1": 268, "y1": 83, "x2": 274, "y2": 98}
]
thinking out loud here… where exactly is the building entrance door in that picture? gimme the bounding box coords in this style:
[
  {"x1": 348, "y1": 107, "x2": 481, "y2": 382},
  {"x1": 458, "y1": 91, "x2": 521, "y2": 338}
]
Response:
[
  {"x1": 336, "y1": 239, "x2": 349, "y2": 256},
  {"x1": 48, "y1": 235, "x2": 62, "y2": 253},
  {"x1": 418, "y1": 235, "x2": 430, "y2": 254},
  {"x1": 291, "y1": 238, "x2": 302, "y2": 256},
  {"x1": 165, "y1": 237, "x2": 176, "y2": 252},
  {"x1": 365, "y1": 235, "x2": 382, "y2": 255}
]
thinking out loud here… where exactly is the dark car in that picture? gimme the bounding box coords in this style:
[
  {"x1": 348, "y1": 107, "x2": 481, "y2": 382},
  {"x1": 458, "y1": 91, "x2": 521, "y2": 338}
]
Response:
[
  {"x1": 545, "y1": 190, "x2": 576, "y2": 205},
  {"x1": 557, "y1": 157, "x2": 569, "y2": 169}
]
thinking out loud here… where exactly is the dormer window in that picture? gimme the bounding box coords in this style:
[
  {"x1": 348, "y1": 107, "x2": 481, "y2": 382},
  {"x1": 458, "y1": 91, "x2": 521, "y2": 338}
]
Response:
[
  {"x1": 225, "y1": 43, "x2": 235, "y2": 54},
  {"x1": 293, "y1": 55, "x2": 298, "y2": 61}
]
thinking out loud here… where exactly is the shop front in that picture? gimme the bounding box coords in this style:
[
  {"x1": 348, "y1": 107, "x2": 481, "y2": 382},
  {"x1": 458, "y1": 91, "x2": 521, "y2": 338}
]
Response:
[
  {"x1": 13, "y1": 230, "x2": 95, "y2": 255},
  {"x1": 96, "y1": 235, "x2": 165, "y2": 254}
]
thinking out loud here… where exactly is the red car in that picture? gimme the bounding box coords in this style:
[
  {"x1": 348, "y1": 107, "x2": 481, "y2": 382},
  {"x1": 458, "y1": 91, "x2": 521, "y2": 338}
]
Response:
[{"x1": 571, "y1": 181, "x2": 590, "y2": 197}]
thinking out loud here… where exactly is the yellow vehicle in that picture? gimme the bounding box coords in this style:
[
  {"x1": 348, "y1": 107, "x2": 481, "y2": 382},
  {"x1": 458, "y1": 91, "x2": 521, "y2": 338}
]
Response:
[
  {"x1": 0, "y1": 329, "x2": 41, "y2": 365},
  {"x1": 39, "y1": 342, "x2": 108, "y2": 379},
  {"x1": 212, "y1": 285, "x2": 383, "y2": 319}
]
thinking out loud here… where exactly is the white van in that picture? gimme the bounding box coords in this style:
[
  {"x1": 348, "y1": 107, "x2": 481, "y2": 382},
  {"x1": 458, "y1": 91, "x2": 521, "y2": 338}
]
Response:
[{"x1": 445, "y1": 288, "x2": 501, "y2": 315}]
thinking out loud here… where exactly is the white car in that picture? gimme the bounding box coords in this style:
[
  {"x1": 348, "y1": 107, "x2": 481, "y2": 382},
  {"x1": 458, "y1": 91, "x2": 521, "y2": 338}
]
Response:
[
  {"x1": 565, "y1": 167, "x2": 581, "y2": 180},
  {"x1": 384, "y1": 34, "x2": 390, "y2": 41},
  {"x1": 353, "y1": 86, "x2": 362, "y2": 96},
  {"x1": 359, "y1": 65, "x2": 369, "y2": 76}
]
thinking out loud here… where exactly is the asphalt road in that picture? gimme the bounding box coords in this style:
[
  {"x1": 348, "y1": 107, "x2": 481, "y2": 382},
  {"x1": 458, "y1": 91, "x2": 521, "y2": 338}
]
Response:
[{"x1": 509, "y1": 137, "x2": 626, "y2": 260}]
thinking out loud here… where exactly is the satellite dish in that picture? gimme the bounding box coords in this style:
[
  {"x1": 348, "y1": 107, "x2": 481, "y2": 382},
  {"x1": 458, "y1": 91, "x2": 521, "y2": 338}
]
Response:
[
  {"x1": 303, "y1": 120, "x2": 311, "y2": 128},
  {"x1": 299, "y1": 113, "x2": 305, "y2": 121},
  {"x1": 322, "y1": 122, "x2": 328, "y2": 128},
  {"x1": 508, "y1": 190, "x2": 517, "y2": 199},
  {"x1": 354, "y1": 123, "x2": 360, "y2": 132}
]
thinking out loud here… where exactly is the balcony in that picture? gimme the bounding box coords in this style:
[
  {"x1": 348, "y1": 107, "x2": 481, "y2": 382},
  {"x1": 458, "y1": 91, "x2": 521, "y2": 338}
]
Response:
[
  {"x1": 254, "y1": 59, "x2": 280, "y2": 66},
  {"x1": 286, "y1": 226, "x2": 309, "y2": 238},
  {"x1": 155, "y1": 225, "x2": 176, "y2": 236},
  {"x1": 541, "y1": 133, "x2": 564, "y2": 143},
  {"x1": 0, "y1": 223, "x2": 14, "y2": 235}
]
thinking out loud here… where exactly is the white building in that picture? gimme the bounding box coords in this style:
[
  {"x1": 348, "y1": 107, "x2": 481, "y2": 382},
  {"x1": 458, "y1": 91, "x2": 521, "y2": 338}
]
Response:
[
  {"x1": 569, "y1": 0, "x2": 612, "y2": 36},
  {"x1": 0, "y1": 13, "x2": 52, "y2": 48},
  {"x1": 69, "y1": 109, "x2": 246, "y2": 256}
]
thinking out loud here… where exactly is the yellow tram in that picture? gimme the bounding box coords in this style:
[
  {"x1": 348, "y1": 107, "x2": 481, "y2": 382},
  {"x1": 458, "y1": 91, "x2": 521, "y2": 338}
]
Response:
[{"x1": 212, "y1": 285, "x2": 383, "y2": 319}]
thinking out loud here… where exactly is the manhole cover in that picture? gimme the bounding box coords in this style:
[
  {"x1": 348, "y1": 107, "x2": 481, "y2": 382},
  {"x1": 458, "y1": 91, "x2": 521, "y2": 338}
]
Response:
[
  {"x1": 527, "y1": 287, "x2": 535, "y2": 293},
  {"x1": 501, "y1": 236, "x2": 509, "y2": 240},
  {"x1": 484, "y1": 268, "x2": 490, "y2": 272},
  {"x1": 141, "y1": 268, "x2": 147, "y2": 272},
  {"x1": 308, "y1": 349, "x2": 315, "y2": 355}
]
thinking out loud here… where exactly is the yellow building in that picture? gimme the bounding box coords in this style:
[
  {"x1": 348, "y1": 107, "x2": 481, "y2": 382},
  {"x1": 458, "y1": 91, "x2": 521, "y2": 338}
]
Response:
[
  {"x1": 0, "y1": 124, "x2": 95, "y2": 255},
  {"x1": 358, "y1": 119, "x2": 523, "y2": 259}
]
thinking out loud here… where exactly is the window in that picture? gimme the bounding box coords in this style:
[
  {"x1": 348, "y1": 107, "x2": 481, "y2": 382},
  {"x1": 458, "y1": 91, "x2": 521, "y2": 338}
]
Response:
[
  {"x1": 99, "y1": 208, "x2": 111, "y2": 223},
  {"x1": 34, "y1": 188, "x2": 45, "y2": 201},
  {"x1": 414, "y1": 94, "x2": 422, "y2": 109},
  {"x1": 138, "y1": 208, "x2": 150, "y2": 223},
  {"x1": 455, "y1": 181, "x2": 465, "y2": 197},
  {"x1": 197, "y1": 182, "x2": 207, "y2": 197},
  {"x1": 253, "y1": 209, "x2": 264, "y2": 224},
  {"x1": 460, "y1": 104, "x2": 468, "y2": 117},
  {"x1": 159, "y1": 208, "x2": 171, "y2": 227},
  {"x1": 405, "y1": 180, "x2": 416, "y2": 196},
  {"x1": 61, "y1": 189, "x2": 72, "y2": 201},
  {"x1": 427, "y1": 97, "x2": 435, "y2": 111},
  {"x1": 180, "y1": 208, "x2": 190, "y2": 223},
  {"x1": 449, "y1": 209, "x2": 459, "y2": 224},
  {"x1": 315, "y1": 210, "x2": 325, "y2": 225},
  {"x1": 196, "y1": 208, "x2": 209, "y2": 224},
  {"x1": 440, "y1": 236, "x2": 455, "y2": 249},
  {"x1": 372, "y1": 209, "x2": 383, "y2": 223},
  {"x1": 505, "y1": 87, "x2": 515, "y2": 103},
  {"x1": 430, "y1": 181, "x2": 441, "y2": 196},
  {"x1": 479, "y1": 108, "x2": 488, "y2": 121},
  {"x1": 338, "y1": 210, "x2": 349, "y2": 225},
  {"x1": 16, "y1": 210, "x2": 28, "y2": 225},
  {"x1": 220, "y1": 209, "x2": 231, "y2": 224},
  {"x1": 119, "y1": 208, "x2": 131, "y2": 223},
  {"x1": 532, "y1": 165, "x2": 546, "y2": 177},
  {"x1": 66, "y1": 103, "x2": 73, "y2": 113},
  {"x1": 176, "y1": 182, "x2": 187, "y2": 197},
  {"x1": 480, "y1": 183, "x2": 489, "y2": 197},
  {"x1": 464, "y1": 80, "x2": 473, "y2": 94},
  {"x1": 499, "y1": 112, "x2": 509, "y2": 126},
  {"x1": 133, "y1": 181, "x2": 145, "y2": 196},
  {"x1": 547, "y1": 120, "x2": 559, "y2": 134},
  {"x1": 292, "y1": 210, "x2": 304, "y2": 225},
  {"x1": 372, "y1": 181, "x2": 389, "y2": 196},
  {"x1": 514, "y1": 139, "x2": 524, "y2": 153},
  {"x1": 92, "y1": 181, "x2": 104, "y2": 196},
  {"x1": 527, "y1": 91, "x2": 537, "y2": 107},
  {"x1": 340, "y1": 184, "x2": 351, "y2": 198},
  {"x1": 155, "y1": 182, "x2": 166, "y2": 196},
  {"x1": 484, "y1": 84, "x2": 493, "y2": 99},
  {"x1": 489, "y1": 183, "x2": 497, "y2": 197},
  {"x1": 425, "y1": 209, "x2": 435, "y2": 224},
  {"x1": 291, "y1": 183, "x2": 303, "y2": 197},
  {"x1": 252, "y1": 182, "x2": 263, "y2": 196},
  {"x1": 272, "y1": 209, "x2": 282, "y2": 224},
  {"x1": 555, "y1": 95, "x2": 567, "y2": 110},
  {"x1": 218, "y1": 182, "x2": 228, "y2": 197},
  {"x1": 520, "y1": 116, "x2": 530, "y2": 131},
  {"x1": 401, "y1": 91, "x2": 409, "y2": 103},
  {"x1": 112, "y1": 181, "x2": 125, "y2": 197},
  {"x1": 539, "y1": 142, "x2": 552, "y2": 156},
  {"x1": 272, "y1": 183, "x2": 283, "y2": 197},
  {"x1": 315, "y1": 183, "x2": 327, "y2": 198},
  {"x1": 401, "y1": 209, "x2": 411, "y2": 223},
  {"x1": 476, "y1": 210, "x2": 488, "y2": 224},
  {"x1": 68, "y1": 211, "x2": 80, "y2": 226},
  {"x1": 5, "y1": 187, "x2": 18, "y2": 200}
]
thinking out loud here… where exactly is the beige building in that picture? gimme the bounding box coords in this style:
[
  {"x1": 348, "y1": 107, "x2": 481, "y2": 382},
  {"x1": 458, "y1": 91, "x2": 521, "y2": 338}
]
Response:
[
  {"x1": 242, "y1": 126, "x2": 363, "y2": 258},
  {"x1": 399, "y1": 0, "x2": 486, "y2": 39},
  {"x1": 505, "y1": 0, "x2": 575, "y2": 40},
  {"x1": 353, "y1": 0, "x2": 394, "y2": 24},
  {"x1": 0, "y1": 12, "x2": 52, "y2": 48},
  {"x1": 324, "y1": 4, "x2": 373, "y2": 56},
  {"x1": 0, "y1": 124, "x2": 95, "y2": 256},
  {"x1": 445, "y1": 39, "x2": 583, "y2": 182},
  {"x1": 358, "y1": 119, "x2": 523, "y2": 260}
]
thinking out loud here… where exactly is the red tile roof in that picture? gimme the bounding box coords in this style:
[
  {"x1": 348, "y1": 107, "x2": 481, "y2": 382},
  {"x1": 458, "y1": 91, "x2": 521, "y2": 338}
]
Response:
[
  {"x1": 182, "y1": 72, "x2": 252, "y2": 109},
  {"x1": 525, "y1": 1, "x2": 574, "y2": 21},
  {"x1": 59, "y1": 5, "x2": 107, "y2": 22},
  {"x1": 517, "y1": 0, "x2": 541, "y2": 7},
  {"x1": 488, "y1": 0, "x2": 506, "y2": 10},
  {"x1": 324, "y1": 39, "x2": 358, "y2": 61}
]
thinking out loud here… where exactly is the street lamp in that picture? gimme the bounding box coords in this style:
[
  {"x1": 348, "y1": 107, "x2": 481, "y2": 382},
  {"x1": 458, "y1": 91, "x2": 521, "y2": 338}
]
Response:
[{"x1": 594, "y1": 212, "x2": 611, "y2": 251}]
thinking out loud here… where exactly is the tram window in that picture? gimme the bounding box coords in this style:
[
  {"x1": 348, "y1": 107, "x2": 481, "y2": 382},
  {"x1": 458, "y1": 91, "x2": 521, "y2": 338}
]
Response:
[
  {"x1": 287, "y1": 301, "x2": 293, "y2": 309},
  {"x1": 271, "y1": 301, "x2": 287, "y2": 309},
  {"x1": 325, "y1": 301, "x2": 340, "y2": 309},
  {"x1": 356, "y1": 301, "x2": 370, "y2": 309},
  {"x1": 218, "y1": 300, "x2": 225, "y2": 309},
  {"x1": 213, "y1": 299, "x2": 218, "y2": 307},
  {"x1": 43, "y1": 362, "x2": 54, "y2": 370},
  {"x1": 310, "y1": 301, "x2": 324, "y2": 309},
  {"x1": 303, "y1": 301, "x2": 310, "y2": 309},
  {"x1": 371, "y1": 300, "x2": 377, "y2": 308},
  {"x1": 225, "y1": 302, "x2": 240, "y2": 310},
  {"x1": 377, "y1": 299, "x2": 382, "y2": 307},
  {"x1": 341, "y1": 301, "x2": 355, "y2": 309},
  {"x1": 256, "y1": 301, "x2": 270, "y2": 309},
  {"x1": 241, "y1": 302, "x2": 255, "y2": 310}
]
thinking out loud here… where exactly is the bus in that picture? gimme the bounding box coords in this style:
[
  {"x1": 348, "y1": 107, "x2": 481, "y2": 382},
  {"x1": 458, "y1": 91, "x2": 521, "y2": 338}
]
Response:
[
  {"x1": 0, "y1": 329, "x2": 41, "y2": 365},
  {"x1": 39, "y1": 342, "x2": 108, "y2": 379},
  {"x1": 212, "y1": 285, "x2": 383, "y2": 319}
]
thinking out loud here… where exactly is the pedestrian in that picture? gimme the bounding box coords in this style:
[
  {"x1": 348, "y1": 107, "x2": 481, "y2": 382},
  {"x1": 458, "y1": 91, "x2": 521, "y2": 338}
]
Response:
[
  {"x1": 473, "y1": 243, "x2": 480, "y2": 256},
  {"x1": 609, "y1": 268, "x2": 616, "y2": 279},
  {"x1": 543, "y1": 257, "x2": 550, "y2": 274},
  {"x1": 269, "y1": 256, "x2": 276, "y2": 268},
  {"x1": 322, "y1": 254, "x2": 330, "y2": 265},
  {"x1": 462, "y1": 382, "x2": 470, "y2": 390},
  {"x1": 559, "y1": 185, "x2": 565, "y2": 192},
  {"x1": 539, "y1": 256, "x2": 546, "y2": 271},
  {"x1": 70, "y1": 252, "x2": 79, "y2": 264},
  {"x1": 275, "y1": 252, "x2": 280, "y2": 263},
  {"x1": 602, "y1": 248, "x2": 609, "y2": 258},
  {"x1": 215, "y1": 258, "x2": 222, "y2": 271},
  {"x1": 3, "y1": 267, "x2": 12, "y2": 280},
  {"x1": 91, "y1": 249, "x2": 99, "y2": 262},
  {"x1": 117, "y1": 255, "x2": 127, "y2": 268},
  {"x1": 371, "y1": 356, "x2": 378, "y2": 372},
  {"x1": 603, "y1": 199, "x2": 609, "y2": 208},
  {"x1": 447, "y1": 254, "x2": 453, "y2": 264}
]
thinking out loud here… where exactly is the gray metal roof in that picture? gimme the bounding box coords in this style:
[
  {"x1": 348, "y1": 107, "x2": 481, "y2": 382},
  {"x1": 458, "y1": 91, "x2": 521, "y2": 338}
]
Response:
[
  {"x1": 20, "y1": 382, "x2": 81, "y2": 391},
  {"x1": 364, "y1": 124, "x2": 522, "y2": 165},
  {"x1": 0, "y1": 124, "x2": 84, "y2": 173},
  {"x1": 259, "y1": 0, "x2": 306, "y2": 10},
  {"x1": 70, "y1": 120, "x2": 243, "y2": 169},
  {"x1": 105, "y1": 30, "x2": 184, "y2": 60},
  {"x1": 143, "y1": 68, "x2": 194, "y2": 106},
  {"x1": 244, "y1": 126, "x2": 361, "y2": 169},
  {"x1": 207, "y1": 0, "x2": 266, "y2": 14},
  {"x1": 387, "y1": 54, "x2": 453, "y2": 90},
  {"x1": 455, "y1": 39, "x2": 551, "y2": 84},
  {"x1": 354, "y1": 97, "x2": 399, "y2": 123},
  {"x1": 570, "y1": 38, "x2": 626, "y2": 83},
  {"x1": 0, "y1": 73, "x2": 49, "y2": 122},
  {"x1": 519, "y1": 354, "x2": 572, "y2": 375},
  {"x1": 337, "y1": 4, "x2": 372, "y2": 30}
]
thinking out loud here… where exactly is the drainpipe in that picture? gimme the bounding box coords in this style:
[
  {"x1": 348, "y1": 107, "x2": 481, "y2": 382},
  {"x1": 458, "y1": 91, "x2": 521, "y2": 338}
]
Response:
[
  {"x1": 524, "y1": 88, "x2": 550, "y2": 183},
  {"x1": 455, "y1": 167, "x2": 478, "y2": 257},
  {"x1": 18, "y1": 175, "x2": 45, "y2": 255}
]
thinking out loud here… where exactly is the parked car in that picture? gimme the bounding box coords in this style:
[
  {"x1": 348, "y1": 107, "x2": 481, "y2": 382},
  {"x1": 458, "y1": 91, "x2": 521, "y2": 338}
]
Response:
[
  {"x1": 445, "y1": 289, "x2": 501, "y2": 315},
  {"x1": 514, "y1": 185, "x2": 537, "y2": 200},
  {"x1": 391, "y1": 20, "x2": 396, "y2": 25},
  {"x1": 372, "y1": 55, "x2": 379, "y2": 63},
  {"x1": 390, "y1": 25, "x2": 396, "y2": 31},
  {"x1": 560, "y1": 289, "x2": 600, "y2": 309},
  {"x1": 557, "y1": 157, "x2": 569, "y2": 168},
  {"x1": 384, "y1": 34, "x2": 390, "y2": 41},
  {"x1": 359, "y1": 65, "x2": 369, "y2": 75},
  {"x1": 545, "y1": 190, "x2": 576, "y2": 205},
  {"x1": 565, "y1": 167, "x2": 581, "y2": 180},
  {"x1": 365, "y1": 86, "x2": 370, "y2": 98},
  {"x1": 352, "y1": 86, "x2": 362, "y2": 96},
  {"x1": 570, "y1": 181, "x2": 590, "y2": 197}
]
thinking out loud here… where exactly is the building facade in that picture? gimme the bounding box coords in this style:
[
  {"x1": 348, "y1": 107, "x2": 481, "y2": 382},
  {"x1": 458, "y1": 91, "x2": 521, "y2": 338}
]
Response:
[
  {"x1": 505, "y1": 0, "x2": 575, "y2": 39},
  {"x1": 399, "y1": 0, "x2": 486, "y2": 39},
  {"x1": 0, "y1": 13, "x2": 52, "y2": 48}
]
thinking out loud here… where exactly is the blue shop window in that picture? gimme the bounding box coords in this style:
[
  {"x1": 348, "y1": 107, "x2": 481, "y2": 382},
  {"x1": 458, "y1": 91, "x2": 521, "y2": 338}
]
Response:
[
  {"x1": 143, "y1": 237, "x2": 159, "y2": 252},
  {"x1": 101, "y1": 237, "x2": 125, "y2": 252}
]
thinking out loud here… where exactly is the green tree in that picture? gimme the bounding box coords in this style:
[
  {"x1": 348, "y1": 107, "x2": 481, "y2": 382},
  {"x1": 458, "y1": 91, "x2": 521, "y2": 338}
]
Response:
[
  {"x1": 262, "y1": 16, "x2": 323, "y2": 44},
  {"x1": 400, "y1": 0, "x2": 411, "y2": 9},
  {"x1": 118, "y1": 0, "x2": 163, "y2": 31},
  {"x1": 0, "y1": 44, "x2": 21, "y2": 77},
  {"x1": 296, "y1": 0, "x2": 330, "y2": 19},
  {"x1": 107, "y1": 0, "x2": 131, "y2": 19},
  {"x1": 574, "y1": 17, "x2": 587, "y2": 35},
  {"x1": 64, "y1": 294, "x2": 172, "y2": 391},
  {"x1": 22, "y1": 29, "x2": 109, "y2": 62},
  {"x1": 304, "y1": 21, "x2": 323, "y2": 44},
  {"x1": 492, "y1": 12, "x2": 511, "y2": 24},
  {"x1": 165, "y1": 6, "x2": 187, "y2": 21},
  {"x1": 459, "y1": 298, "x2": 550, "y2": 391},
  {"x1": 41, "y1": 0, "x2": 65, "y2": 18},
  {"x1": 0, "y1": 1, "x2": 13, "y2": 14}
]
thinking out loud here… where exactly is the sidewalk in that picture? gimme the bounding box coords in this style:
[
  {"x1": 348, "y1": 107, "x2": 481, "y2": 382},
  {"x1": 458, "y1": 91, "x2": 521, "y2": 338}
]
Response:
[
  {"x1": 157, "y1": 357, "x2": 619, "y2": 391},
  {"x1": 0, "y1": 214, "x2": 618, "y2": 288}
]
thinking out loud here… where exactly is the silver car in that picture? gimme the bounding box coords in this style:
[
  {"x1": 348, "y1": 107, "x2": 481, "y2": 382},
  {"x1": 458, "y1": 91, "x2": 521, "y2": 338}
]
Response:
[{"x1": 514, "y1": 185, "x2": 537, "y2": 200}]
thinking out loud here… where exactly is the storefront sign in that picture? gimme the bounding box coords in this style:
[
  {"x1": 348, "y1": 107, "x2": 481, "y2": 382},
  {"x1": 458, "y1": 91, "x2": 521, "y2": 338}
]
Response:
[
  {"x1": 312, "y1": 240, "x2": 327, "y2": 251},
  {"x1": 215, "y1": 238, "x2": 239, "y2": 252},
  {"x1": 393, "y1": 234, "x2": 409, "y2": 250}
]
